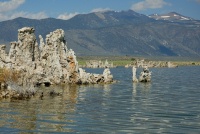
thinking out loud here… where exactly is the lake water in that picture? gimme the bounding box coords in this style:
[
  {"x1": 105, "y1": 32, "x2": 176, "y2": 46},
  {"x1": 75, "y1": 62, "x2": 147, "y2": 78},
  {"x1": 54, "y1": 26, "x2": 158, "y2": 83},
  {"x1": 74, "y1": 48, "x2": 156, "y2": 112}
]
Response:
[{"x1": 0, "y1": 66, "x2": 200, "y2": 133}]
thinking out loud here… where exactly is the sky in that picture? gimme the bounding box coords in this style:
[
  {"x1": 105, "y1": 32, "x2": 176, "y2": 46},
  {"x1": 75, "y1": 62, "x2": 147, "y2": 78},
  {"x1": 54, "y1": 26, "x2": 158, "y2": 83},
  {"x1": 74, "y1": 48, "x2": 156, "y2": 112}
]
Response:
[{"x1": 0, "y1": 0, "x2": 200, "y2": 22}]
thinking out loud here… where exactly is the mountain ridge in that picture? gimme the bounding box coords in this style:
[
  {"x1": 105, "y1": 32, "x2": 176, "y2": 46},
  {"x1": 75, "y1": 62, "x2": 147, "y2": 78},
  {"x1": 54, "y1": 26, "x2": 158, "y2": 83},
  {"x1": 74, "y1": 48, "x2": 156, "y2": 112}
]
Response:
[{"x1": 0, "y1": 10, "x2": 200, "y2": 57}]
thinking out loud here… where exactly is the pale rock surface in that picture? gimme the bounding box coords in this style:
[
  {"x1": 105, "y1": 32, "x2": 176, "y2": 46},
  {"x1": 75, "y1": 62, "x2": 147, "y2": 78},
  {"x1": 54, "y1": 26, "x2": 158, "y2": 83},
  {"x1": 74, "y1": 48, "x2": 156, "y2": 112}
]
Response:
[
  {"x1": 85, "y1": 60, "x2": 115, "y2": 68},
  {"x1": 125, "y1": 59, "x2": 178, "y2": 68},
  {"x1": 132, "y1": 66, "x2": 138, "y2": 82},
  {"x1": 78, "y1": 68, "x2": 113, "y2": 84},
  {"x1": 103, "y1": 68, "x2": 113, "y2": 83},
  {"x1": 0, "y1": 45, "x2": 9, "y2": 68},
  {"x1": 139, "y1": 66, "x2": 151, "y2": 82},
  {"x1": 0, "y1": 27, "x2": 114, "y2": 88},
  {"x1": 167, "y1": 61, "x2": 177, "y2": 68}
]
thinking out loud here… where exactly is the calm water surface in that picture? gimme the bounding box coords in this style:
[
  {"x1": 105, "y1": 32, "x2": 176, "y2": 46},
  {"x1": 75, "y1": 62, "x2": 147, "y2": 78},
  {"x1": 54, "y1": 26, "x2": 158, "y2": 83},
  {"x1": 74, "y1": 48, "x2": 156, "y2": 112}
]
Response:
[{"x1": 0, "y1": 66, "x2": 200, "y2": 133}]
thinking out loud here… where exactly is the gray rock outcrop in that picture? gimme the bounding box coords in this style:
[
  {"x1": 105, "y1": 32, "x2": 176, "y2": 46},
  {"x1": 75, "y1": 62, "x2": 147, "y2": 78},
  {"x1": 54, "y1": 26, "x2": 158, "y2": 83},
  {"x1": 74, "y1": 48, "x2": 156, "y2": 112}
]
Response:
[
  {"x1": 125, "y1": 59, "x2": 178, "y2": 68},
  {"x1": 84, "y1": 59, "x2": 115, "y2": 68},
  {"x1": 132, "y1": 66, "x2": 138, "y2": 83},
  {"x1": 78, "y1": 68, "x2": 113, "y2": 84},
  {"x1": 0, "y1": 27, "x2": 114, "y2": 88},
  {"x1": 132, "y1": 66, "x2": 151, "y2": 83},
  {"x1": 139, "y1": 66, "x2": 151, "y2": 82},
  {"x1": 0, "y1": 45, "x2": 9, "y2": 68},
  {"x1": 103, "y1": 68, "x2": 113, "y2": 83}
]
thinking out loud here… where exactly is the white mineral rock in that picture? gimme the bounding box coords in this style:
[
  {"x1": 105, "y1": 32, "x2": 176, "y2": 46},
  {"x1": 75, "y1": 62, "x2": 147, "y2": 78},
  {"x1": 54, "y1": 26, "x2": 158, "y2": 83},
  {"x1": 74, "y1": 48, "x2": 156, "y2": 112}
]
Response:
[
  {"x1": 0, "y1": 27, "x2": 114, "y2": 87},
  {"x1": 132, "y1": 66, "x2": 138, "y2": 82},
  {"x1": 139, "y1": 66, "x2": 151, "y2": 82}
]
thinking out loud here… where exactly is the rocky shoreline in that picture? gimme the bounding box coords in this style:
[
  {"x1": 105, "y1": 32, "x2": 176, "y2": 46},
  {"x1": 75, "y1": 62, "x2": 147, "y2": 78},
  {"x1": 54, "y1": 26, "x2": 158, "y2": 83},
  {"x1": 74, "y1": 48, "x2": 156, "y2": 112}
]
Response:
[{"x1": 0, "y1": 27, "x2": 114, "y2": 99}]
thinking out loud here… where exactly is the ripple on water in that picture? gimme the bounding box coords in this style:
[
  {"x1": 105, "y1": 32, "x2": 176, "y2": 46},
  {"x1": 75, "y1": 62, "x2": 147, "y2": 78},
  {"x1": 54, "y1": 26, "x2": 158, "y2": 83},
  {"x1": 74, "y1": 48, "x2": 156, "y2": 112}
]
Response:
[{"x1": 0, "y1": 66, "x2": 200, "y2": 133}]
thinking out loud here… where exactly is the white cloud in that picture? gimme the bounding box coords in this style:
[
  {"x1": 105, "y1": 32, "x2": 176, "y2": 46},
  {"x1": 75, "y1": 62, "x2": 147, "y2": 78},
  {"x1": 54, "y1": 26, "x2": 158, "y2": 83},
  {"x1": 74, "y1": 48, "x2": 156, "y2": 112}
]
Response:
[
  {"x1": 131, "y1": 0, "x2": 170, "y2": 11},
  {"x1": 0, "y1": 0, "x2": 48, "y2": 21},
  {"x1": 57, "y1": 12, "x2": 79, "y2": 20},
  {"x1": 0, "y1": 11, "x2": 48, "y2": 21},
  {"x1": 57, "y1": 8, "x2": 112, "y2": 20},
  {"x1": 12, "y1": 11, "x2": 48, "y2": 19},
  {"x1": 91, "y1": 8, "x2": 111, "y2": 13},
  {"x1": 0, "y1": 0, "x2": 25, "y2": 13}
]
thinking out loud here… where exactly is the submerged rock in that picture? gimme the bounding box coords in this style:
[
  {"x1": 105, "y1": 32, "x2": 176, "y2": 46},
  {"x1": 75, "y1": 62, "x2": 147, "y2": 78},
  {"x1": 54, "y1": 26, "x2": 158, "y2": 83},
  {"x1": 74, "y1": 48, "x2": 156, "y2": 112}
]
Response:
[{"x1": 0, "y1": 84, "x2": 36, "y2": 100}]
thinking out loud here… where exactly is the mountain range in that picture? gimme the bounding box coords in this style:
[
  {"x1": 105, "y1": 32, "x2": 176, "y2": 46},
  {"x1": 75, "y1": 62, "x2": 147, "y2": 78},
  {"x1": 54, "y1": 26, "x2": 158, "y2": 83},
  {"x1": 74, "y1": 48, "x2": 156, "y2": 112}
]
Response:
[{"x1": 0, "y1": 10, "x2": 200, "y2": 57}]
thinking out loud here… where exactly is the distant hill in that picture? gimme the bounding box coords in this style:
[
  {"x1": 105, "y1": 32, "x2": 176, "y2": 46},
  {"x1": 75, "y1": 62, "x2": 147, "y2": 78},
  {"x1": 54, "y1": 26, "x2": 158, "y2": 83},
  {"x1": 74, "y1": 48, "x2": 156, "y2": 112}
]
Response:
[{"x1": 0, "y1": 10, "x2": 200, "y2": 57}]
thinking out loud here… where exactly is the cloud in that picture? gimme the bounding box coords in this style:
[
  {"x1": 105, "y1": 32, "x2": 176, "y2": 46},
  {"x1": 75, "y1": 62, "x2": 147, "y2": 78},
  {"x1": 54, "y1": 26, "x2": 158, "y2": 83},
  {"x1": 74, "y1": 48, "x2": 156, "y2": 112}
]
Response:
[
  {"x1": 0, "y1": 0, "x2": 48, "y2": 21},
  {"x1": 0, "y1": 11, "x2": 48, "y2": 21},
  {"x1": 131, "y1": 0, "x2": 170, "y2": 11},
  {"x1": 12, "y1": 11, "x2": 48, "y2": 19},
  {"x1": 0, "y1": 0, "x2": 25, "y2": 13},
  {"x1": 57, "y1": 8, "x2": 112, "y2": 20},
  {"x1": 57, "y1": 12, "x2": 79, "y2": 20},
  {"x1": 91, "y1": 8, "x2": 111, "y2": 13}
]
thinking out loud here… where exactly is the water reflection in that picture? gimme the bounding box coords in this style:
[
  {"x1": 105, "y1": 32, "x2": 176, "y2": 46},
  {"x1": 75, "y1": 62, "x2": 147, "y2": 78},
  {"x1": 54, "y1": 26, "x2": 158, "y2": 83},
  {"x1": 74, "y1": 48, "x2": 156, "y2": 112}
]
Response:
[
  {"x1": 132, "y1": 83, "x2": 137, "y2": 96},
  {"x1": 78, "y1": 84, "x2": 112, "y2": 101},
  {"x1": 103, "y1": 84, "x2": 112, "y2": 97},
  {"x1": 1, "y1": 67, "x2": 200, "y2": 133},
  {"x1": 0, "y1": 85, "x2": 78, "y2": 133},
  {"x1": 132, "y1": 82, "x2": 151, "y2": 97}
]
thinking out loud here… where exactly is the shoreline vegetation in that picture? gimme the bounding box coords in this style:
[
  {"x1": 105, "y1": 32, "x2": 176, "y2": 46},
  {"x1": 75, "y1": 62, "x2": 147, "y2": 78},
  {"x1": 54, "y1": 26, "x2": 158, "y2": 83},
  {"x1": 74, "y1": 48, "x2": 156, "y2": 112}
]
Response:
[{"x1": 77, "y1": 56, "x2": 200, "y2": 67}]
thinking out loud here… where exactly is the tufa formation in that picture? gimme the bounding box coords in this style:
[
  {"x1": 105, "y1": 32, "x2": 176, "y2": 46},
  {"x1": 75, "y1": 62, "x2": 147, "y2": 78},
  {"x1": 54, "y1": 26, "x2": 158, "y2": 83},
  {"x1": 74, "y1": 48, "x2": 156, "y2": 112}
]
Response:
[{"x1": 0, "y1": 27, "x2": 114, "y2": 88}]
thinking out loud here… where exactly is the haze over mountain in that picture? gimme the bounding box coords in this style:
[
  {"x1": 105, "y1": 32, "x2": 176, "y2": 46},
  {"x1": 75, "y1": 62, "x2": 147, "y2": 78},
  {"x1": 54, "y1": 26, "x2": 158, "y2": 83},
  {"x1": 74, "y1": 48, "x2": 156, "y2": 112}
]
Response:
[{"x1": 0, "y1": 10, "x2": 200, "y2": 57}]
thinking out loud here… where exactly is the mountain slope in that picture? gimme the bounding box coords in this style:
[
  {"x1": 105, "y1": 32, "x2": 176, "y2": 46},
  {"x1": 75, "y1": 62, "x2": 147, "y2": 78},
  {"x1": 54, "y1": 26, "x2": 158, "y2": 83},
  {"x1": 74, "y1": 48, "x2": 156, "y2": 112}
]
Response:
[
  {"x1": 0, "y1": 10, "x2": 200, "y2": 57},
  {"x1": 149, "y1": 12, "x2": 193, "y2": 21},
  {"x1": 65, "y1": 22, "x2": 200, "y2": 57}
]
